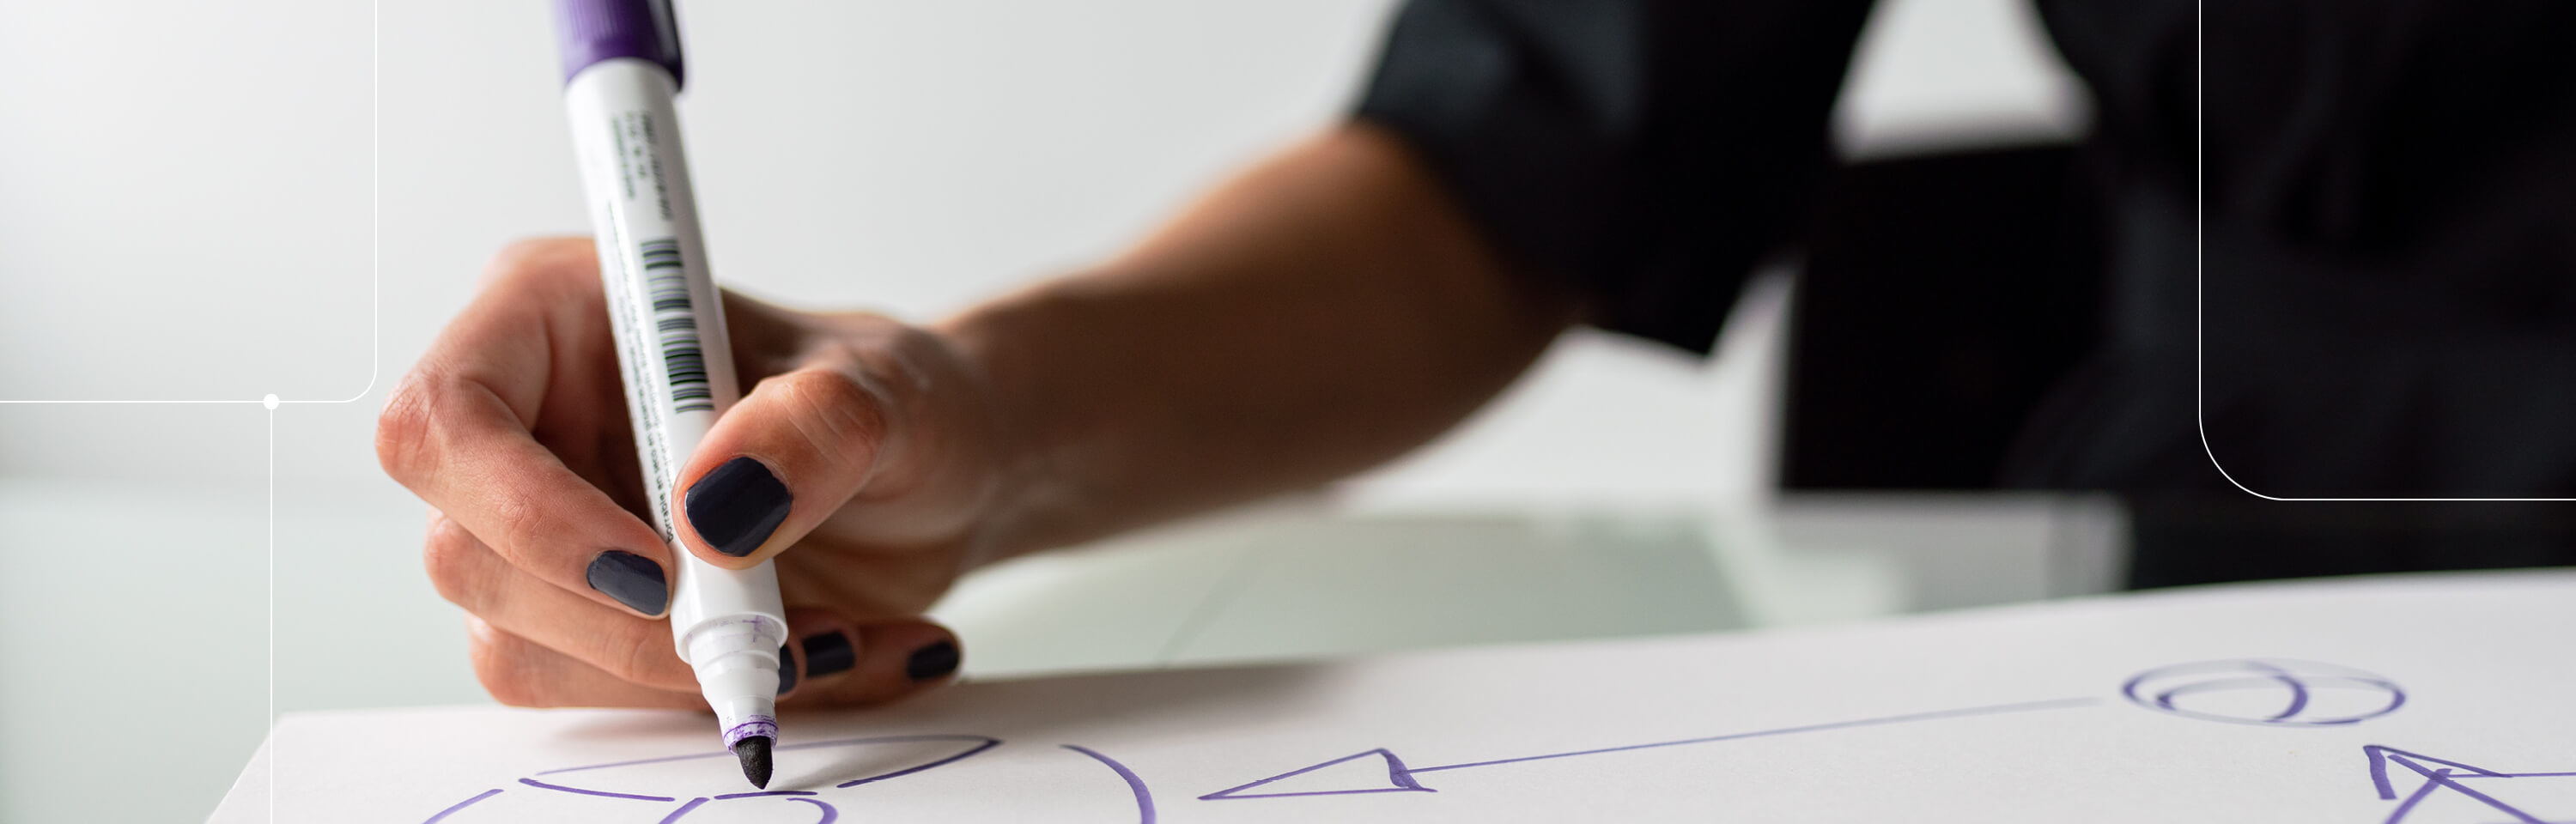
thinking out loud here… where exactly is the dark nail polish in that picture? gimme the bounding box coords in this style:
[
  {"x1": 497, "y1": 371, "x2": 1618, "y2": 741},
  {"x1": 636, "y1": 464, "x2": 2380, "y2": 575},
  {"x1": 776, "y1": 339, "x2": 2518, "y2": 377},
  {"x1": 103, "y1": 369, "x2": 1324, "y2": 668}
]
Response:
[
  {"x1": 906, "y1": 640, "x2": 960, "y2": 682},
  {"x1": 685, "y1": 457, "x2": 792, "y2": 557},
  {"x1": 775, "y1": 643, "x2": 798, "y2": 694},
  {"x1": 584, "y1": 550, "x2": 668, "y2": 615},
  {"x1": 802, "y1": 631, "x2": 856, "y2": 677}
]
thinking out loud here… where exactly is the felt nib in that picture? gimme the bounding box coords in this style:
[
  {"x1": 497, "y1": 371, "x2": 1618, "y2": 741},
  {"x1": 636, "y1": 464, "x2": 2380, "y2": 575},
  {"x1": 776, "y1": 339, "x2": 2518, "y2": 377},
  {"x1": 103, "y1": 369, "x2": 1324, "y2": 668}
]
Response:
[{"x1": 732, "y1": 736, "x2": 774, "y2": 789}]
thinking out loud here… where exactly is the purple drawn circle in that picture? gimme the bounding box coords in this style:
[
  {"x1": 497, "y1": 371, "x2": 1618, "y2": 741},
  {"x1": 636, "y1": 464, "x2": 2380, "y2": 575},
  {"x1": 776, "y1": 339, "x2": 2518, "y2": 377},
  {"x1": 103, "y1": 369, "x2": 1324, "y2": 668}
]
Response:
[
  {"x1": 417, "y1": 735, "x2": 1001, "y2": 822},
  {"x1": 2121, "y1": 659, "x2": 2404, "y2": 726}
]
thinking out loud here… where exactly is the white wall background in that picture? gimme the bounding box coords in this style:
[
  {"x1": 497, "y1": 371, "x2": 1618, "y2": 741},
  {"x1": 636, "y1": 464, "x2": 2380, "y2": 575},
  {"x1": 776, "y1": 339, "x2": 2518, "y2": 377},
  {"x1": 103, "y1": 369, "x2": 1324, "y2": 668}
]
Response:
[
  {"x1": 0, "y1": 1, "x2": 2080, "y2": 821},
  {"x1": 0, "y1": 0, "x2": 2081, "y2": 497}
]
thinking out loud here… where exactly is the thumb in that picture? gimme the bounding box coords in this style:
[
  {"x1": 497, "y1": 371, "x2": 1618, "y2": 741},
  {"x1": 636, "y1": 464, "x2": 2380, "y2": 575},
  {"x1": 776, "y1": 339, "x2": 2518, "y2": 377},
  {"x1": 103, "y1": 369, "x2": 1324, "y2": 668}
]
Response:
[{"x1": 676, "y1": 367, "x2": 894, "y2": 567}]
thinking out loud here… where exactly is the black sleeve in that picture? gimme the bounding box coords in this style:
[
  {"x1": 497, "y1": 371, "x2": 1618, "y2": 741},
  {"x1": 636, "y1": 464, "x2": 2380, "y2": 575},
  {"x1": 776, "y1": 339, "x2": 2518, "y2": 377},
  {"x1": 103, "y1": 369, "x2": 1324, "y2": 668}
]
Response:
[{"x1": 1356, "y1": 0, "x2": 1877, "y2": 354}]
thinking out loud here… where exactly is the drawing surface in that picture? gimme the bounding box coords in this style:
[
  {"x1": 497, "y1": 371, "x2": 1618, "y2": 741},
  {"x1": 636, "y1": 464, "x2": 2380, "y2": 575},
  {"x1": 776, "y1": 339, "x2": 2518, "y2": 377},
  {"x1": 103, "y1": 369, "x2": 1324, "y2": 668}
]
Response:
[{"x1": 214, "y1": 571, "x2": 2576, "y2": 822}]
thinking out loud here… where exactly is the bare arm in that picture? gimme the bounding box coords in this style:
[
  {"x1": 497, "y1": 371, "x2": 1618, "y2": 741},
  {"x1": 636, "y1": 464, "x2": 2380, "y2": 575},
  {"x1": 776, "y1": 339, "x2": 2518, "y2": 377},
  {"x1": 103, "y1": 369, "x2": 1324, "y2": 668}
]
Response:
[{"x1": 950, "y1": 123, "x2": 1582, "y2": 557}]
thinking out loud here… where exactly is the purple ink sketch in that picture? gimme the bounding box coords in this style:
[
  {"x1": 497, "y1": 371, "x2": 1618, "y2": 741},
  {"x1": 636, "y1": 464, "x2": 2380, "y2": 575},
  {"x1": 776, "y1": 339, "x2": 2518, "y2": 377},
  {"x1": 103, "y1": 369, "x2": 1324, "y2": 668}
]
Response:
[
  {"x1": 2365, "y1": 745, "x2": 2576, "y2": 823},
  {"x1": 1201, "y1": 697, "x2": 2099, "y2": 801},
  {"x1": 2121, "y1": 659, "x2": 2403, "y2": 726},
  {"x1": 1063, "y1": 745, "x2": 1158, "y2": 823},
  {"x1": 416, "y1": 734, "x2": 999, "y2": 822}
]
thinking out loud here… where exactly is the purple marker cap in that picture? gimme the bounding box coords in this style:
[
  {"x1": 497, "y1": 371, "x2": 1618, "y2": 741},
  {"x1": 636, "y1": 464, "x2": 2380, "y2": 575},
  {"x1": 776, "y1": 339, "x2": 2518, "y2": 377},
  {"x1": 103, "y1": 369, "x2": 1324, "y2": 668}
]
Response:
[{"x1": 555, "y1": 0, "x2": 685, "y2": 88}]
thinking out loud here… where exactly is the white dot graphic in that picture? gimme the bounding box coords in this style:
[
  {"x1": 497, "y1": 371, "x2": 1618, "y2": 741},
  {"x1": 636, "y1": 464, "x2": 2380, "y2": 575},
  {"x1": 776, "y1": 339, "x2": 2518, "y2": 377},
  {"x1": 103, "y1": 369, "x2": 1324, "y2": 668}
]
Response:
[{"x1": 262, "y1": 394, "x2": 280, "y2": 410}]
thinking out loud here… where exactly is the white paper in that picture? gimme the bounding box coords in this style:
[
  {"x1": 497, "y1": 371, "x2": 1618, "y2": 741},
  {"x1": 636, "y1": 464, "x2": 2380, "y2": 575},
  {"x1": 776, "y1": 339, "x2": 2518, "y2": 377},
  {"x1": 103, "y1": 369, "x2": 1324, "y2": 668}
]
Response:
[{"x1": 215, "y1": 571, "x2": 2576, "y2": 822}]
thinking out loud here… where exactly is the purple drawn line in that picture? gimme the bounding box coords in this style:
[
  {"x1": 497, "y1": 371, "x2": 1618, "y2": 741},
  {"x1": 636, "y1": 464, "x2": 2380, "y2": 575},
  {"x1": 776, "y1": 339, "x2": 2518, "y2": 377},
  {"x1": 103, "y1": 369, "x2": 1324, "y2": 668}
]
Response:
[
  {"x1": 1063, "y1": 745, "x2": 1158, "y2": 824},
  {"x1": 1357, "y1": 749, "x2": 1430, "y2": 791},
  {"x1": 2249, "y1": 661, "x2": 2310, "y2": 721},
  {"x1": 836, "y1": 736, "x2": 1003, "y2": 788},
  {"x1": 1200, "y1": 748, "x2": 1434, "y2": 800},
  {"x1": 2150, "y1": 662, "x2": 2309, "y2": 720},
  {"x1": 2366, "y1": 748, "x2": 2563, "y2": 824},
  {"x1": 420, "y1": 788, "x2": 503, "y2": 824},
  {"x1": 713, "y1": 790, "x2": 818, "y2": 799},
  {"x1": 2342, "y1": 678, "x2": 2406, "y2": 721},
  {"x1": 1200, "y1": 698, "x2": 2097, "y2": 802},
  {"x1": 501, "y1": 734, "x2": 999, "y2": 807},
  {"x1": 1229, "y1": 787, "x2": 1431, "y2": 799},
  {"x1": 2152, "y1": 678, "x2": 2327, "y2": 716},
  {"x1": 2411, "y1": 767, "x2": 2549, "y2": 824},
  {"x1": 2123, "y1": 659, "x2": 2405, "y2": 726},
  {"x1": 2146, "y1": 676, "x2": 2403, "y2": 726},
  {"x1": 518, "y1": 776, "x2": 675, "y2": 802},
  {"x1": 2380, "y1": 770, "x2": 2449, "y2": 824},
  {"x1": 654, "y1": 797, "x2": 708, "y2": 824},
  {"x1": 2318, "y1": 691, "x2": 2404, "y2": 723},
  {"x1": 780, "y1": 797, "x2": 840, "y2": 824},
  {"x1": 1408, "y1": 697, "x2": 2099, "y2": 774},
  {"x1": 535, "y1": 734, "x2": 1000, "y2": 776},
  {"x1": 2366, "y1": 747, "x2": 2512, "y2": 798}
]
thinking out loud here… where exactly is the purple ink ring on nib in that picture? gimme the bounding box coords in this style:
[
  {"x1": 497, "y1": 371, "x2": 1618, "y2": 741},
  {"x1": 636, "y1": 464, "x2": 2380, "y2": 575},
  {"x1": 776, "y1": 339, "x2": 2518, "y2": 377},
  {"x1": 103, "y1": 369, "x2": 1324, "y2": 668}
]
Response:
[{"x1": 724, "y1": 718, "x2": 779, "y2": 748}]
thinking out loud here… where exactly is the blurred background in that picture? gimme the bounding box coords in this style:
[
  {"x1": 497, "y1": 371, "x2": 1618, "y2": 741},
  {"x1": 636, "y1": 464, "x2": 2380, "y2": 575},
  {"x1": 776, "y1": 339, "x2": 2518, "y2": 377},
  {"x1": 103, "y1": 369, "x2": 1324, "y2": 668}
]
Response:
[{"x1": 0, "y1": 0, "x2": 2107, "y2": 820}]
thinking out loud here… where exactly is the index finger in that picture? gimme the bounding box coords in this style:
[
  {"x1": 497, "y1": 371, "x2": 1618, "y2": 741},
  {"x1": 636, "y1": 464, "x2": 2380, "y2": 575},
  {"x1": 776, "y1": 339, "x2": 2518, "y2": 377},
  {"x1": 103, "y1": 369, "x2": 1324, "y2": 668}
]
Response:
[{"x1": 378, "y1": 239, "x2": 676, "y2": 617}]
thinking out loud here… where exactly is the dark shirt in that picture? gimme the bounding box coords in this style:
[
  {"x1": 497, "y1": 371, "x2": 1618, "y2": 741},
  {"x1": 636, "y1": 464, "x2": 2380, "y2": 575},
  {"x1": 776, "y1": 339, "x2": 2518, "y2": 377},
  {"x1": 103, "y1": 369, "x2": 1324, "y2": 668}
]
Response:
[{"x1": 1355, "y1": 0, "x2": 2576, "y2": 584}]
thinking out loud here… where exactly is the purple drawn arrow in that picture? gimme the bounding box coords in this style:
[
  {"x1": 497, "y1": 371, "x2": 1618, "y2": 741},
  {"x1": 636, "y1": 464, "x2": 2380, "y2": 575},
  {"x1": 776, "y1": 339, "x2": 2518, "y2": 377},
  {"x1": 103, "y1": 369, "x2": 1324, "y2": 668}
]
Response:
[
  {"x1": 2365, "y1": 745, "x2": 2576, "y2": 824},
  {"x1": 1200, "y1": 697, "x2": 2099, "y2": 801}
]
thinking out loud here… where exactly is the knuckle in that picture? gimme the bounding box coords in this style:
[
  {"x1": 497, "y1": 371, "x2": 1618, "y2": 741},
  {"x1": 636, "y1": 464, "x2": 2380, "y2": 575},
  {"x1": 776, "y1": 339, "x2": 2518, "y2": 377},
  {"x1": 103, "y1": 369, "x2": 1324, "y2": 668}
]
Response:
[
  {"x1": 491, "y1": 236, "x2": 559, "y2": 264},
  {"x1": 489, "y1": 237, "x2": 587, "y2": 277},
  {"x1": 767, "y1": 368, "x2": 890, "y2": 463},
  {"x1": 374, "y1": 373, "x2": 441, "y2": 483},
  {"x1": 376, "y1": 372, "x2": 503, "y2": 493},
  {"x1": 480, "y1": 237, "x2": 598, "y2": 294}
]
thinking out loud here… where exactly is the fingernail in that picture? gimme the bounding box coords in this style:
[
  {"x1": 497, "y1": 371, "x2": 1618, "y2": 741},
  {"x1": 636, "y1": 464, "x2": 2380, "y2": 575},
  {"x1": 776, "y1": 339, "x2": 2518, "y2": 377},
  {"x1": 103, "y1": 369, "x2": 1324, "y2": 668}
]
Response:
[
  {"x1": 906, "y1": 640, "x2": 960, "y2": 682},
  {"x1": 584, "y1": 550, "x2": 668, "y2": 615},
  {"x1": 775, "y1": 643, "x2": 798, "y2": 695},
  {"x1": 685, "y1": 457, "x2": 792, "y2": 557},
  {"x1": 801, "y1": 631, "x2": 855, "y2": 677}
]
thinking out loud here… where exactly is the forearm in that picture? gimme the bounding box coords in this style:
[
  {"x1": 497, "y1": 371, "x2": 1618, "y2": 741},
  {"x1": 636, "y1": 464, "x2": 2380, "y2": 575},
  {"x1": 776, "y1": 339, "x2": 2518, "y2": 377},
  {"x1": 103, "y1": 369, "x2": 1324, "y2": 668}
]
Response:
[{"x1": 939, "y1": 123, "x2": 1579, "y2": 557}]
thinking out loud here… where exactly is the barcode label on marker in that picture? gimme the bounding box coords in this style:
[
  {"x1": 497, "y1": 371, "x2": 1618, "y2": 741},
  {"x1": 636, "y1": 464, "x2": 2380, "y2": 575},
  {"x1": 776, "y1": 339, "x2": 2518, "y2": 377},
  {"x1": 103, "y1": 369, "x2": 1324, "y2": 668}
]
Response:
[{"x1": 639, "y1": 238, "x2": 714, "y2": 414}]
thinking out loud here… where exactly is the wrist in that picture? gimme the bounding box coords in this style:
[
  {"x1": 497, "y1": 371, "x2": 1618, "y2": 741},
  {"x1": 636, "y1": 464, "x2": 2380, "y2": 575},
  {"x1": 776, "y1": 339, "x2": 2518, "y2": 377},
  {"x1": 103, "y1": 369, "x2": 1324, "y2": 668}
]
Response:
[{"x1": 928, "y1": 294, "x2": 1091, "y2": 566}]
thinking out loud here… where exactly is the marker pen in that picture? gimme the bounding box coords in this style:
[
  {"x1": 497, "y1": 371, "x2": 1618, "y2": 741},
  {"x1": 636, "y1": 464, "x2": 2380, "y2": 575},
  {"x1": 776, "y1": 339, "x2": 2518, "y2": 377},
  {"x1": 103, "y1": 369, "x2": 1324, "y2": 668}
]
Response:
[{"x1": 553, "y1": 0, "x2": 789, "y2": 788}]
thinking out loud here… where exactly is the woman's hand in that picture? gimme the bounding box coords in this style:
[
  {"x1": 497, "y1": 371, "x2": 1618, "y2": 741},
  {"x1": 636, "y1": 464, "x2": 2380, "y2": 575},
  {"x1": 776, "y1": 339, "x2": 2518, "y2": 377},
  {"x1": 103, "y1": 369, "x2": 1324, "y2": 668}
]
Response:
[
  {"x1": 376, "y1": 125, "x2": 1570, "y2": 712},
  {"x1": 377, "y1": 237, "x2": 1024, "y2": 711}
]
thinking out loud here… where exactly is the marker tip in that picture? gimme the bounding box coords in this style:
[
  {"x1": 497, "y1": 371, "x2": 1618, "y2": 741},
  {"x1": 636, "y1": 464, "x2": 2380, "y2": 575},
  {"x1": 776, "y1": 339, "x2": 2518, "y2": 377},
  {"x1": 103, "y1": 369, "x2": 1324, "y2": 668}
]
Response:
[{"x1": 732, "y1": 736, "x2": 773, "y2": 789}]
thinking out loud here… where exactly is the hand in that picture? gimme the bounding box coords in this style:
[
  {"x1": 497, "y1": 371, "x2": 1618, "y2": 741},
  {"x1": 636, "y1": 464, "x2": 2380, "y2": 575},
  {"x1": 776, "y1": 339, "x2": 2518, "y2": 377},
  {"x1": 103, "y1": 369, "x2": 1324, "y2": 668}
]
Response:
[{"x1": 378, "y1": 237, "x2": 1019, "y2": 711}]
